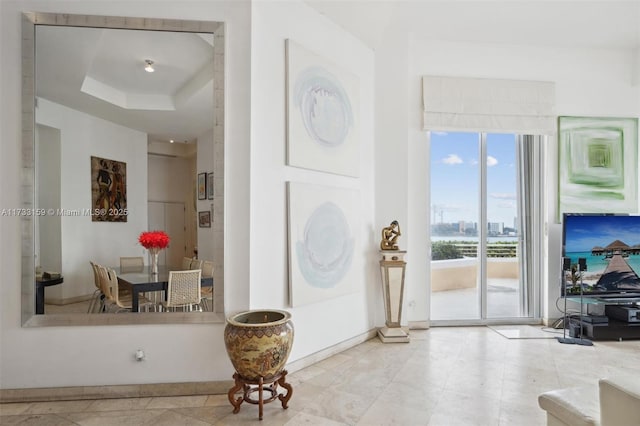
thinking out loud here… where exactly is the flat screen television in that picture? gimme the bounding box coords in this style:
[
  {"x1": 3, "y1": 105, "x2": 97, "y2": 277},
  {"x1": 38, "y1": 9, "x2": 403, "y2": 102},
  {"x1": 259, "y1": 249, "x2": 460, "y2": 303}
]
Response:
[{"x1": 562, "y1": 213, "x2": 640, "y2": 297}]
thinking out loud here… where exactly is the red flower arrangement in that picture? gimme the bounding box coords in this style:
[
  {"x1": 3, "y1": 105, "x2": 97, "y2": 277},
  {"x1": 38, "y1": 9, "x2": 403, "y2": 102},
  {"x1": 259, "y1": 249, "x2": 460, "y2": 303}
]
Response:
[{"x1": 138, "y1": 230, "x2": 170, "y2": 250}]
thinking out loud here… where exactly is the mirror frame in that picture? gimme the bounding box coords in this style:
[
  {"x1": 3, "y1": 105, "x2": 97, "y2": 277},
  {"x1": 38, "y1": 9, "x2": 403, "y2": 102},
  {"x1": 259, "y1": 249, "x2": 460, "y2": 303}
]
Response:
[{"x1": 21, "y1": 12, "x2": 225, "y2": 326}]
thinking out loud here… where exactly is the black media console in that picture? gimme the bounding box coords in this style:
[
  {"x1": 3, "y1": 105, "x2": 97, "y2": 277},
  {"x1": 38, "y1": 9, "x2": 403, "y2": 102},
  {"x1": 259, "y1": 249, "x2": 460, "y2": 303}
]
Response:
[{"x1": 568, "y1": 298, "x2": 640, "y2": 341}]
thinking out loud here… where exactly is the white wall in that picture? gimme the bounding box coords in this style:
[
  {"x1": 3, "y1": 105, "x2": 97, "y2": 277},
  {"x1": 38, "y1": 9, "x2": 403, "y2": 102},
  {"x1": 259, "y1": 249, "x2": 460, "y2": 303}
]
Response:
[
  {"x1": 634, "y1": 48, "x2": 640, "y2": 87},
  {"x1": 35, "y1": 125, "x2": 62, "y2": 277},
  {"x1": 196, "y1": 128, "x2": 215, "y2": 262},
  {"x1": 195, "y1": 127, "x2": 225, "y2": 306},
  {"x1": 375, "y1": 30, "x2": 430, "y2": 327},
  {"x1": 148, "y1": 155, "x2": 192, "y2": 205},
  {"x1": 36, "y1": 98, "x2": 148, "y2": 301},
  {"x1": 404, "y1": 39, "x2": 640, "y2": 322},
  {"x1": 249, "y1": 1, "x2": 378, "y2": 360},
  {"x1": 1, "y1": 0, "x2": 251, "y2": 389}
]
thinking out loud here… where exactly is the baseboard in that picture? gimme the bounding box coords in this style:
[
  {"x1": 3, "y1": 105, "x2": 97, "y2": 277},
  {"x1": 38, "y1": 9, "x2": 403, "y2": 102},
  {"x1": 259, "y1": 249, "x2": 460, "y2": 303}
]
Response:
[
  {"x1": 544, "y1": 317, "x2": 563, "y2": 328},
  {"x1": 1, "y1": 329, "x2": 378, "y2": 403},
  {"x1": 0, "y1": 380, "x2": 234, "y2": 403},
  {"x1": 408, "y1": 320, "x2": 430, "y2": 329},
  {"x1": 45, "y1": 294, "x2": 93, "y2": 305},
  {"x1": 285, "y1": 328, "x2": 377, "y2": 374}
]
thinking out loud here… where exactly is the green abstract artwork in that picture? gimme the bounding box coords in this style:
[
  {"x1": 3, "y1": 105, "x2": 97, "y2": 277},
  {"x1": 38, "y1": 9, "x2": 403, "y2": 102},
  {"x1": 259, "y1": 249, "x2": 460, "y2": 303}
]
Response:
[{"x1": 558, "y1": 116, "x2": 639, "y2": 221}]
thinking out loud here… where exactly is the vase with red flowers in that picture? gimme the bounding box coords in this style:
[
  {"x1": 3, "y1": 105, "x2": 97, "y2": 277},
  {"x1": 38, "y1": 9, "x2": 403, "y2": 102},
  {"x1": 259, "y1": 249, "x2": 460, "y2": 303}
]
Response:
[{"x1": 138, "y1": 231, "x2": 170, "y2": 275}]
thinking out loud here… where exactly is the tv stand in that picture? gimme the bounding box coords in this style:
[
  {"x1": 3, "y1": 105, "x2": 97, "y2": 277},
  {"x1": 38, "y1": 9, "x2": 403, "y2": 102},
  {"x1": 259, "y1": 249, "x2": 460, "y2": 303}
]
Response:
[{"x1": 566, "y1": 297, "x2": 640, "y2": 341}]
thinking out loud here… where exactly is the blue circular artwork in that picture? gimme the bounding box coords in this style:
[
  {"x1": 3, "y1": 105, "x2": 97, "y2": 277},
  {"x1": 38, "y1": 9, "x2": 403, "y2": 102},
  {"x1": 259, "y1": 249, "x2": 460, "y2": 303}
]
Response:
[
  {"x1": 294, "y1": 67, "x2": 353, "y2": 148},
  {"x1": 296, "y1": 202, "x2": 354, "y2": 288}
]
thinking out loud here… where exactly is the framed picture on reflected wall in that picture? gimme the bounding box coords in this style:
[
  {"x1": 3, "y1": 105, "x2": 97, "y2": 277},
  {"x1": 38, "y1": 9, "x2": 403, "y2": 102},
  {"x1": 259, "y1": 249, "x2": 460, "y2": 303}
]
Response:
[
  {"x1": 91, "y1": 156, "x2": 127, "y2": 222},
  {"x1": 198, "y1": 211, "x2": 211, "y2": 228},
  {"x1": 197, "y1": 172, "x2": 206, "y2": 200},
  {"x1": 207, "y1": 172, "x2": 214, "y2": 199}
]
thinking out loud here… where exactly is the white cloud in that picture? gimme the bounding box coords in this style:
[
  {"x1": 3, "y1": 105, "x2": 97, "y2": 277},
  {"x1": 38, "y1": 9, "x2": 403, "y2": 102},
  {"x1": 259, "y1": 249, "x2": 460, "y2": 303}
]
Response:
[
  {"x1": 491, "y1": 193, "x2": 516, "y2": 200},
  {"x1": 431, "y1": 131, "x2": 448, "y2": 136},
  {"x1": 487, "y1": 156, "x2": 498, "y2": 167},
  {"x1": 432, "y1": 203, "x2": 464, "y2": 212},
  {"x1": 442, "y1": 154, "x2": 463, "y2": 165},
  {"x1": 498, "y1": 201, "x2": 516, "y2": 209},
  {"x1": 469, "y1": 158, "x2": 478, "y2": 165}
]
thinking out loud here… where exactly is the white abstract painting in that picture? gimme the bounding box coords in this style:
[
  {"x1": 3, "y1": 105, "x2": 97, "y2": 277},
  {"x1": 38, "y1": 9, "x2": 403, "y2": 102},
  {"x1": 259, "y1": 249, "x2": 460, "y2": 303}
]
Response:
[
  {"x1": 287, "y1": 182, "x2": 359, "y2": 307},
  {"x1": 286, "y1": 40, "x2": 360, "y2": 177}
]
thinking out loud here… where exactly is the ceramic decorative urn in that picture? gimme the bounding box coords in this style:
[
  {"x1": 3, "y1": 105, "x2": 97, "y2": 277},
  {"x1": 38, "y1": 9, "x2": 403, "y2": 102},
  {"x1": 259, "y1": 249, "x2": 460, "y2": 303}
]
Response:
[{"x1": 224, "y1": 309, "x2": 294, "y2": 381}]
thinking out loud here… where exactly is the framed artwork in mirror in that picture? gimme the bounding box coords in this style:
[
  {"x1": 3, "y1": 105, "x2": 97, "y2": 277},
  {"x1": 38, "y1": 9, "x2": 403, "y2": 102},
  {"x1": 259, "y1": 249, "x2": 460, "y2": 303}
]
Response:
[
  {"x1": 90, "y1": 156, "x2": 127, "y2": 222},
  {"x1": 198, "y1": 172, "x2": 207, "y2": 200},
  {"x1": 207, "y1": 172, "x2": 214, "y2": 199},
  {"x1": 199, "y1": 211, "x2": 211, "y2": 228}
]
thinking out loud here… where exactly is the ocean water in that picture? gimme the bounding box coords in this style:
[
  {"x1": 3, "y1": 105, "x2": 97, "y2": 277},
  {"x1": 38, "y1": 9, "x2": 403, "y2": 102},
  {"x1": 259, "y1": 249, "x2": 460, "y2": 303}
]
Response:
[{"x1": 564, "y1": 251, "x2": 640, "y2": 275}]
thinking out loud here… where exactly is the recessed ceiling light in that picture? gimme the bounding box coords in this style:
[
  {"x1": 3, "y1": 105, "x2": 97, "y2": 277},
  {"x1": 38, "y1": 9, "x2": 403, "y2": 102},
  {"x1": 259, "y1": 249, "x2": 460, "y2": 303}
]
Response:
[
  {"x1": 169, "y1": 139, "x2": 174, "y2": 143},
  {"x1": 144, "y1": 59, "x2": 155, "y2": 73}
]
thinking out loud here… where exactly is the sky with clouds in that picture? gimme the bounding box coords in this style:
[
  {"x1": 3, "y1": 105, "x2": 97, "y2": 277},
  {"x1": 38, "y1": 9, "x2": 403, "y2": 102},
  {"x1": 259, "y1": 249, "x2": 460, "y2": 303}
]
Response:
[{"x1": 431, "y1": 131, "x2": 517, "y2": 228}]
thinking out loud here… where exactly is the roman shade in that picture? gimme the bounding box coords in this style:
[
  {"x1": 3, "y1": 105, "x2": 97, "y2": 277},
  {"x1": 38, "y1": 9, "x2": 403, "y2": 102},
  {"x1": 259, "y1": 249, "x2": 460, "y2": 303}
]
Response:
[{"x1": 422, "y1": 76, "x2": 556, "y2": 134}]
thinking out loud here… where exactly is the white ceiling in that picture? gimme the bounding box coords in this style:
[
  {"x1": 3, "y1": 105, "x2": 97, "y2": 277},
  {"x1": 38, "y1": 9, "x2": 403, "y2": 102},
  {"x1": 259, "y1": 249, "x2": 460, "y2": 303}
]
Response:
[
  {"x1": 305, "y1": 0, "x2": 640, "y2": 51},
  {"x1": 35, "y1": 25, "x2": 214, "y2": 145}
]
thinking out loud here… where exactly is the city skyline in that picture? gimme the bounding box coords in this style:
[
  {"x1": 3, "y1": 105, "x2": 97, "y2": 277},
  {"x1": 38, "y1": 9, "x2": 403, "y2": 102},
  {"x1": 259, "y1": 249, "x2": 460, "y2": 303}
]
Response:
[{"x1": 431, "y1": 219, "x2": 518, "y2": 237}]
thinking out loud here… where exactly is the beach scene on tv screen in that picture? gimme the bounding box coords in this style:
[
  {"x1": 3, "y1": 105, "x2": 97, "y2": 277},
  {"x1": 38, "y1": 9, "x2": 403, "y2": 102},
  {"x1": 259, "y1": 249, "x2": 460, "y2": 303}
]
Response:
[{"x1": 563, "y1": 215, "x2": 640, "y2": 295}]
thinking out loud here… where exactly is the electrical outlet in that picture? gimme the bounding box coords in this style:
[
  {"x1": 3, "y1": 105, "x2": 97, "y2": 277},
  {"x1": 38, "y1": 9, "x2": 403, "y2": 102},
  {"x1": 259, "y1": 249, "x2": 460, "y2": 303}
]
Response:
[{"x1": 135, "y1": 349, "x2": 145, "y2": 361}]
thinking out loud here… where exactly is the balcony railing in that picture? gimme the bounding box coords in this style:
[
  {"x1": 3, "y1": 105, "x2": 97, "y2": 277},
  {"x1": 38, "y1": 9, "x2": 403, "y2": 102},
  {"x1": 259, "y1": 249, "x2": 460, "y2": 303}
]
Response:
[
  {"x1": 454, "y1": 242, "x2": 518, "y2": 258},
  {"x1": 433, "y1": 241, "x2": 519, "y2": 258}
]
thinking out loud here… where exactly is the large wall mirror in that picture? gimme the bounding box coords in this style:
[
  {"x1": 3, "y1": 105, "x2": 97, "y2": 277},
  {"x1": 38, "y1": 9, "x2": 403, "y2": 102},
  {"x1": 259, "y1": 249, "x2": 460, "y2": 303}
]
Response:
[{"x1": 21, "y1": 12, "x2": 225, "y2": 326}]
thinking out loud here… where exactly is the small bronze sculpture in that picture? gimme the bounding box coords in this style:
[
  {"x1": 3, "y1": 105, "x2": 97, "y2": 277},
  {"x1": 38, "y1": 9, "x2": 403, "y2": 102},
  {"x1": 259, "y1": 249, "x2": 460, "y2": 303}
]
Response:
[{"x1": 380, "y1": 220, "x2": 401, "y2": 250}]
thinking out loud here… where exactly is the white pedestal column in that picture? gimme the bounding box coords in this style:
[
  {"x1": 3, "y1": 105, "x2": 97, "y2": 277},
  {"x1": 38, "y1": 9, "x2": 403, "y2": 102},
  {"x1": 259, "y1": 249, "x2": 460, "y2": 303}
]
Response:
[{"x1": 378, "y1": 250, "x2": 409, "y2": 343}]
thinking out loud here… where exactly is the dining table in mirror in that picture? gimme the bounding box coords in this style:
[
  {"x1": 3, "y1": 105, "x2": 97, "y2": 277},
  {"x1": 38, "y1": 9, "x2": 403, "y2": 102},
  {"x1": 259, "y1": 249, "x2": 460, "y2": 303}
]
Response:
[
  {"x1": 21, "y1": 12, "x2": 225, "y2": 326},
  {"x1": 116, "y1": 265, "x2": 213, "y2": 312}
]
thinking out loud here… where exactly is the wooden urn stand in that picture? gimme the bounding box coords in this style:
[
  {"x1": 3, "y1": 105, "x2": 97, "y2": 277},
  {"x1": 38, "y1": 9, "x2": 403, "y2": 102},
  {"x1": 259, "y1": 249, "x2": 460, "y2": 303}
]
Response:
[
  {"x1": 223, "y1": 309, "x2": 295, "y2": 420},
  {"x1": 227, "y1": 370, "x2": 293, "y2": 420}
]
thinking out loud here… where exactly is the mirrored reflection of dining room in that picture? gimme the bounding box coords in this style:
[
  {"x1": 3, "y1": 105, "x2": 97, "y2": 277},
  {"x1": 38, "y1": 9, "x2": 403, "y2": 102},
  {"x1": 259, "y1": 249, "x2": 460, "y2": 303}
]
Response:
[
  {"x1": 32, "y1": 23, "x2": 224, "y2": 318},
  {"x1": 45, "y1": 256, "x2": 215, "y2": 315},
  {"x1": 35, "y1": 122, "x2": 223, "y2": 316},
  {"x1": 34, "y1": 140, "x2": 222, "y2": 316}
]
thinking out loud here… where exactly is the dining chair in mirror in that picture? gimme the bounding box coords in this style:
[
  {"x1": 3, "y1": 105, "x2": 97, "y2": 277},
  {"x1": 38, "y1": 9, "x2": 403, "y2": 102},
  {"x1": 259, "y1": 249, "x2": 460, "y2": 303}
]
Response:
[
  {"x1": 182, "y1": 257, "x2": 194, "y2": 270},
  {"x1": 200, "y1": 260, "x2": 214, "y2": 311},
  {"x1": 161, "y1": 270, "x2": 202, "y2": 312},
  {"x1": 120, "y1": 257, "x2": 144, "y2": 271},
  {"x1": 87, "y1": 261, "x2": 104, "y2": 313},
  {"x1": 202, "y1": 260, "x2": 214, "y2": 278},
  {"x1": 96, "y1": 265, "x2": 116, "y2": 312},
  {"x1": 101, "y1": 266, "x2": 152, "y2": 313},
  {"x1": 190, "y1": 259, "x2": 203, "y2": 270}
]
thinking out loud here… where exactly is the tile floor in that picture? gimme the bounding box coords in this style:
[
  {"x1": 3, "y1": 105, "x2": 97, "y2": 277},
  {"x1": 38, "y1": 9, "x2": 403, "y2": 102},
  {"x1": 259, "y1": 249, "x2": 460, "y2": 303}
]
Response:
[{"x1": 2, "y1": 326, "x2": 640, "y2": 425}]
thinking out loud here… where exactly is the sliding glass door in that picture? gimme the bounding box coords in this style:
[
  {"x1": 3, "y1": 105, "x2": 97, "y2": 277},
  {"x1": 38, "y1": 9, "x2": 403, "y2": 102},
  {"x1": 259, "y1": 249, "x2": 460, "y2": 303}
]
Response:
[
  {"x1": 485, "y1": 133, "x2": 520, "y2": 318},
  {"x1": 429, "y1": 131, "x2": 540, "y2": 322},
  {"x1": 430, "y1": 132, "x2": 482, "y2": 320}
]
